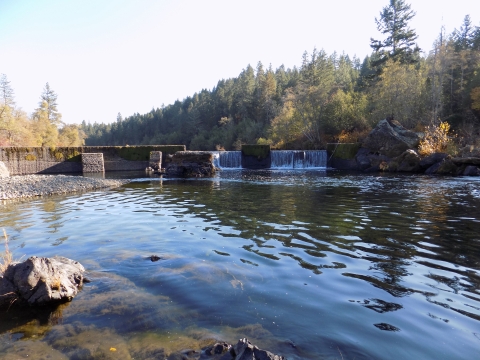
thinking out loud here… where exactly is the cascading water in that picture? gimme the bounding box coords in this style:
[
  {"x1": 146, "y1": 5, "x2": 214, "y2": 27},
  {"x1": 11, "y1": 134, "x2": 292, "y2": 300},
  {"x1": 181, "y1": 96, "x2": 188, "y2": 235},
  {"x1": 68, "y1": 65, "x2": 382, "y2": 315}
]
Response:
[
  {"x1": 212, "y1": 150, "x2": 326, "y2": 169},
  {"x1": 212, "y1": 151, "x2": 242, "y2": 169},
  {"x1": 271, "y1": 150, "x2": 326, "y2": 169}
]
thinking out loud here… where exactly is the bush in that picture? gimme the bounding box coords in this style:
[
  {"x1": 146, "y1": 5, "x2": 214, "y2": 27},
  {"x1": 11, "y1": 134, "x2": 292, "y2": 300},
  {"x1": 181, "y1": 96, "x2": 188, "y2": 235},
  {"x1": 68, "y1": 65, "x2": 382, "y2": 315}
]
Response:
[{"x1": 418, "y1": 121, "x2": 454, "y2": 156}]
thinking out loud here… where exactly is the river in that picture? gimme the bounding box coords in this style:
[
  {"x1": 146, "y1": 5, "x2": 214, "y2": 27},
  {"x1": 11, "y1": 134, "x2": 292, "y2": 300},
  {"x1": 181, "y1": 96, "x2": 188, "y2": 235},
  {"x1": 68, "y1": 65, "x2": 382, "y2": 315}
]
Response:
[{"x1": 1, "y1": 170, "x2": 479, "y2": 359}]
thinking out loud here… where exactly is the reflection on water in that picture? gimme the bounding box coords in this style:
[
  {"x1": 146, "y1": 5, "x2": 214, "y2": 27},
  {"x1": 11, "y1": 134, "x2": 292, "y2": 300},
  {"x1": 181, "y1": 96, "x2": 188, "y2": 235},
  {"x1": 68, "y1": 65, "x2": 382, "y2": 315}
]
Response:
[{"x1": 1, "y1": 170, "x2": 480, "y2": 359}]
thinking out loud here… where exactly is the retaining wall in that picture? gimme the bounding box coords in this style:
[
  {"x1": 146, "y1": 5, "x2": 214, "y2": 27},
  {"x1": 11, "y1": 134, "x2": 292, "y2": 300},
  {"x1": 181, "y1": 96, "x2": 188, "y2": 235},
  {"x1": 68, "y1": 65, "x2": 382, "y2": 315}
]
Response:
[{"x1": 0, "y1": 146, "x2": 185, "y2": 175}]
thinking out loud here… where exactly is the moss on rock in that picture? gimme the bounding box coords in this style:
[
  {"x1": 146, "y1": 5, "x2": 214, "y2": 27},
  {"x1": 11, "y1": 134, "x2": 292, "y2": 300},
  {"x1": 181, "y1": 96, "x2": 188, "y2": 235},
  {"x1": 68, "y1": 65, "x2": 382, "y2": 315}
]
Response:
[{"x1": 326, "y1": 143, "x2": 361, "y2": 160}]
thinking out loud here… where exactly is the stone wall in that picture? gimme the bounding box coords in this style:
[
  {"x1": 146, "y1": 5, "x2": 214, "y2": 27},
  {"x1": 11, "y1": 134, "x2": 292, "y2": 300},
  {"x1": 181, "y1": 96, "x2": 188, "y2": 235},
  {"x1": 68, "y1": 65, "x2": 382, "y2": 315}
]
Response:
[
  {"x1": 82, "y1": 153, "x2": 104, "y2": 173},
  {"x1": 0, "y1": 146, "x2": 185, "y2": 175}
]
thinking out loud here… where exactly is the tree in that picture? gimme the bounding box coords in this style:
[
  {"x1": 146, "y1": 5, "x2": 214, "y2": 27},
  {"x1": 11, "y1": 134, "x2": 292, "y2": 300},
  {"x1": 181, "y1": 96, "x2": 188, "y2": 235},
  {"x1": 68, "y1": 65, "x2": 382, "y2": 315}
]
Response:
[
  {"x1": 0, "y1": 74, "x2": 15, "y2": 126},
  {"x1": 39, "y1": 82, "x2": 62, "y2": 125},
  {"x1": 0, "y1": 74, "x2": 24, "y2": 146},
  {"x1": 58, "y1": 124, "x2": 86, "y2": 146},
  {"x1": 32, "y1": 83, "x2": 62, "y2": 147},
  {"x1": 370, "y1": 59, "x2": 426, "y2": 128},
  {"x1": 0, "y1": 74, "x2": 15, "y2": 110},
  {"x1": 370, "y1": 0, "x2": 420, "y2": 67},
  {"x1": 452, "y1": 15, "x2": 475, "y2": 50}
]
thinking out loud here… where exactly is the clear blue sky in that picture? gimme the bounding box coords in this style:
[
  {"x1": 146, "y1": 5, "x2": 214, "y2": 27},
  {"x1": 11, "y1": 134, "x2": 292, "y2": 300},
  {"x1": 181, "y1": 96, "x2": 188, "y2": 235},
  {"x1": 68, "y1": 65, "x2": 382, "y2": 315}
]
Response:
[{"x1": 0, "y1": 0, "x2": 477, "y2": 125}]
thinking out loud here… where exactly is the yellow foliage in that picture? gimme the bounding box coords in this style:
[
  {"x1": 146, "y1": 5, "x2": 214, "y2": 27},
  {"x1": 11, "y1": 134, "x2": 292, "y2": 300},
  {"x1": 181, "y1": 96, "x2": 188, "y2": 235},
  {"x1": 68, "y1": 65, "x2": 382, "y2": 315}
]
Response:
[
  {"x1": 418, "y1": 121, "x2": 453, "y2": 156},
  {"x1": 337, "y1": 129, "x2": 371, "y2": 143}
]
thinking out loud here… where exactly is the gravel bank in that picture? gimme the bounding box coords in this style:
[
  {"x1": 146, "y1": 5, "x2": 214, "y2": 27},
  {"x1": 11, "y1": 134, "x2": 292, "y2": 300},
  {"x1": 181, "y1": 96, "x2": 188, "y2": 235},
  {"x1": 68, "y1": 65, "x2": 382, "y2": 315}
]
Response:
[{"x1": 0, "y1": 175, "x2": 130, "y2": 200}]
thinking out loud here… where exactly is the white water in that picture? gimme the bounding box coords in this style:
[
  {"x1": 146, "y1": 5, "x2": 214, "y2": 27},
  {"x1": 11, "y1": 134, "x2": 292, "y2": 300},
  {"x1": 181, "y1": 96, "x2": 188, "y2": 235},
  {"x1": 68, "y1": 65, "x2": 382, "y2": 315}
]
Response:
[
  {"x1": 212, "y1": 151, "x2": 242, "y2": 169},
  {"x1": 212, "y1": 150, "x2": 327, "y2": 169},
  {"x1": 271, "y1": 150, "x2": 327, "y2": 169}
]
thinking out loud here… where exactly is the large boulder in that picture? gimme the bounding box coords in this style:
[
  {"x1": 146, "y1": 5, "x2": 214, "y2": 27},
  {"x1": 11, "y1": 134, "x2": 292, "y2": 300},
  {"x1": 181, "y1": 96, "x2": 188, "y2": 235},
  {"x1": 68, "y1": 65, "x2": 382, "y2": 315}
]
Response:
[
  {"x1": 355, "y1": 148, "x2": 390, "y2": 172},
  {"x1": 462, "y1": 165, "x2": 480, "y2": 176},
  {"x1": 0, "y1": 256, "x2": 85, "y2": 308},
  {"x1": 391, "y1": 149, "x2": 422, "y2": 172},
  {"x1": 0, "y1": 161, "x2": 9, "y2": 178},
  {"x1": 362, "y1": 119, "x2": 422, "y2": 158},
  {"x1": 165, "y1": 151, "x2": 215, "y2": 177},
  {"x1": 419, "y1": 153, "x2": 449, "y2": 169}
]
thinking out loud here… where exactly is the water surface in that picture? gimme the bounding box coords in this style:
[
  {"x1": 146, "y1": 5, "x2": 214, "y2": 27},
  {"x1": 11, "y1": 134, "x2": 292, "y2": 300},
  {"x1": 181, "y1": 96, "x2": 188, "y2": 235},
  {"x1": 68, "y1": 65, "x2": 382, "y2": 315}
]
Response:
[{"x1": 1, "y1": 170, "x2": 480, "y2": 359}]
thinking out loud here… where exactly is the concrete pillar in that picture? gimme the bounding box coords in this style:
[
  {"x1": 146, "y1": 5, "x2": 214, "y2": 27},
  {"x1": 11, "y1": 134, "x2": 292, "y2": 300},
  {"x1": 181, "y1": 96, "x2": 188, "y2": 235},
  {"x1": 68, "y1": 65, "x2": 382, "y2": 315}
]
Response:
[
  {"x1": 82, "y1": 153, "x2": 104, "y2": 173},
  {"x1": 149, "y1": 151, "x2": 162, "y2": 170}
]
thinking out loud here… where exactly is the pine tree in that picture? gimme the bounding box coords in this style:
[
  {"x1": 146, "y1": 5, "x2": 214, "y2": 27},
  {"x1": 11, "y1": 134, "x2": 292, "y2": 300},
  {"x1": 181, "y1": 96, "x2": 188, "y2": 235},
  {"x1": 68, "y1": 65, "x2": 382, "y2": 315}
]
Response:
[
  {"x1": 0, "y1": 74, "x2": 15, "y2": 122},
  {"x1": 370, "y1": 0, "x2": 420, "y2": 67},
  {"x1": 39, "y1": 83, "x2": 62, "y2": 125}
]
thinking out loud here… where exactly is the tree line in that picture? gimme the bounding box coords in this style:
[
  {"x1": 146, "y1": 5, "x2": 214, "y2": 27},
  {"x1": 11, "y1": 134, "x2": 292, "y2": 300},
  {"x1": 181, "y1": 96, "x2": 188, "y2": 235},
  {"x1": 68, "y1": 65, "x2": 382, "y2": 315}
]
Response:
[
  {"x1": 2, "y1": 1, "x2": 480, "y2": 151},
  {"x1": 0, "y1": 80, "x2": 85, "y2": 147}
]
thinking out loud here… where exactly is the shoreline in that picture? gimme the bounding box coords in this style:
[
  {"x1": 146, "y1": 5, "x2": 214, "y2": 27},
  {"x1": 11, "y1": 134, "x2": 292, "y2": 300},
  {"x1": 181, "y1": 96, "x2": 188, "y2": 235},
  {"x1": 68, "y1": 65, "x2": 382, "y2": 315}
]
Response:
[{"x1": 0, "y1": 174, "x2": 130, "y2": 200}]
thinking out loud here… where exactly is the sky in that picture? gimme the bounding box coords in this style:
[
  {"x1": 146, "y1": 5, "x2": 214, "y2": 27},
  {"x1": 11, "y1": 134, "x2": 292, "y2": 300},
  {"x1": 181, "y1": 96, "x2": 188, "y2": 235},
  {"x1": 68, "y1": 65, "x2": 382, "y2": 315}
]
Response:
[{"x1": 0, "y1": 0, "x2": 477, "y2": 125}]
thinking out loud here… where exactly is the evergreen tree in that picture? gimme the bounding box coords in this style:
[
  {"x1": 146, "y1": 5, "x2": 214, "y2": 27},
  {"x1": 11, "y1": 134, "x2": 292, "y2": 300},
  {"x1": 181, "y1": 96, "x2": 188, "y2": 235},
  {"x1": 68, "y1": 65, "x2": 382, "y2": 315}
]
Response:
[
  {"x1": 32, "y1": 83, "x2": 62, "y2": 146},
  {"x1": 453, "y1": 15, "x2": 475, "y2": 50},
  {"x1": 39, "y1": 82, "x2": 62, "y2": 125},
  {"x1": 370, "y1": 0, "x2": 420, "y2": 67}
]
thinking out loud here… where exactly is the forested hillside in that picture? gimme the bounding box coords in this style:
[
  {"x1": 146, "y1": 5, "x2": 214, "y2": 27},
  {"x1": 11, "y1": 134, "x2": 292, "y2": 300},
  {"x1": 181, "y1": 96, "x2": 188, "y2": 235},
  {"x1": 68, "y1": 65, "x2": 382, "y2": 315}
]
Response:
[
  {"x1": 82, "y1": 7, "x2": 480, "y2": 150},
  {"x1": 2, "y1": 1, "x2": 480, "y2": 151}
]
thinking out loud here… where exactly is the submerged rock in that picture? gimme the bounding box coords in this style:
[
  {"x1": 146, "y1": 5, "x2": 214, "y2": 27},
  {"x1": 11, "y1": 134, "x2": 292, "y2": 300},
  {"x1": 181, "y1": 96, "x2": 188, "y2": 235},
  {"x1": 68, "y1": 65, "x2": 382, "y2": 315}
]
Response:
[
  {"x1": 201, "y1": 338, "x2": 285, "y2": 360},
  {"x1": 149, "y1": 255, "x2": 162, "y2": 262},
  {"x1": 0, "y1": 256, "x2": 85, "y2": 308}
]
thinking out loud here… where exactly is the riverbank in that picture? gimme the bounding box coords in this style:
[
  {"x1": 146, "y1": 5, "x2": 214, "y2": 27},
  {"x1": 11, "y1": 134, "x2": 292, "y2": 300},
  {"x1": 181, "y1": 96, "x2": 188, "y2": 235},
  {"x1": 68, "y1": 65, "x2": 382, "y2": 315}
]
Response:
[{"x1": 0, "y1": 175, "x2": 130, "y2": 200}]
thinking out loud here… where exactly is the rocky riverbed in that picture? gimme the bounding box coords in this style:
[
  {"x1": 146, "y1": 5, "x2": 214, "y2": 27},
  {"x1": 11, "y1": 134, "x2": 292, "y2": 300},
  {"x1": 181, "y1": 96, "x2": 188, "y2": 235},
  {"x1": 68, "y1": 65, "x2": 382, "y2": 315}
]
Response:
[{"x1": 0, "y1": 175, "x2": 129, "y2": 200}]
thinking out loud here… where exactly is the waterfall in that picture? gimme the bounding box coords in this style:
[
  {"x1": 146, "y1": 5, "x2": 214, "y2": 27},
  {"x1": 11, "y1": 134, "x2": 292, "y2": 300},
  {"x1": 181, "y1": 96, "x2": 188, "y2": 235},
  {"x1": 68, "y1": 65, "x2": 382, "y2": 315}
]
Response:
[
  {"x1": 212, "y1": 151, "x2": 242, "y2": 169},
  {"x1": 271, "y1": 150, "x2": 326, "y2": 169},
  {"x1": 212, "y1": 150, "x2": 326, "y2": 169}
]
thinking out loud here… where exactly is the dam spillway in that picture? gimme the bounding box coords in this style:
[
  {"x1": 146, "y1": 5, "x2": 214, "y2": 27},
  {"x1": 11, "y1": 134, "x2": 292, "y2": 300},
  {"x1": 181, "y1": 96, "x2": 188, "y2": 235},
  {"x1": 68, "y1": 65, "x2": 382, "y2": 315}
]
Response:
[{"x1": 213, "y1": 150, "x2": 327, "y2": 169}]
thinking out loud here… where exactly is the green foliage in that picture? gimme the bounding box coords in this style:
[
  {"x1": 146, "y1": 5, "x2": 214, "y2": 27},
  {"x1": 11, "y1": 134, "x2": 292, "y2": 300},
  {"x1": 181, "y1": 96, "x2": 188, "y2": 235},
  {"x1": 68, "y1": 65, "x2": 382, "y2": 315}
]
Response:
[
  {"x1": 369, "y1": 59, "x2": 426, "y2": 128},
  {"x1": 370, "y1": 0, "x2": 420, "y2": 68},
  {"x1": 118, "y1": 146, "x2": 154, "y2": 161},
  {"x1": 25, "y1": 154, "x2": 37, "y2": 161}
]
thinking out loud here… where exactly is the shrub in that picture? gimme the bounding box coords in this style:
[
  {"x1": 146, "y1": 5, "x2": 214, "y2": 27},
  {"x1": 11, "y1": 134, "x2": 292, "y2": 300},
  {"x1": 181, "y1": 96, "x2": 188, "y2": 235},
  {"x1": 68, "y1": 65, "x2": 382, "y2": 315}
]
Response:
[{"x1": 418, "y1": 121, "x2": 454, "y2": 156}]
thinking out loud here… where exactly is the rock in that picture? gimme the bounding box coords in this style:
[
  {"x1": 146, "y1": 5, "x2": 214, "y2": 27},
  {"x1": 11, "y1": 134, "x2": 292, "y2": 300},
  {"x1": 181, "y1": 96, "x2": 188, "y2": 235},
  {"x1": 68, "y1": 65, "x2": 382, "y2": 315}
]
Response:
[
  {"x1": 362, "y1": 119, "x2": 422, "y2": 158},
  {"x1": 419, "y1": 153, "x2": 448, "y2": 169},
  {"x1": 0, "y1": 256, "x2": 85, "y2": 308},
  {"x1": 355, "y1": 148, "x2": 390, "y2": 171},
  {"x1": 434, "y1": 158, "x2": 458, "y2": 175},
  {"x1": 425, "y1": 162, "x2": 442, "y2": 175},
  {"x1": 149, "y1": 255, "x2": 161, "y2": 262},
  {"x1": 232, "y1": 339, "x2": 285, "y2": 360},
  {"x1": 451, "y1": 157, "x2": 480, "y2": 166},
  {"x1": 355, "y1": 148, "x2": 374, "y2": 171},
  {"x1": 201, "y1": 339, "x2": 284, "y2": 360},
  {"x1": 0, "y1": 161, "x2": 9, "y2": 178},
  {"x1": 463, "y1": 165, "x2": 479, "y2": 176},
  {"x1": 205, "y1": 342, "x2": 231, "y2": 356},
  {"x1": 394, "y1": 150, "x2": 422, "y2": 172},
  {"x1": 166, "y1": 151, "x2": 215, "y2": 178}
]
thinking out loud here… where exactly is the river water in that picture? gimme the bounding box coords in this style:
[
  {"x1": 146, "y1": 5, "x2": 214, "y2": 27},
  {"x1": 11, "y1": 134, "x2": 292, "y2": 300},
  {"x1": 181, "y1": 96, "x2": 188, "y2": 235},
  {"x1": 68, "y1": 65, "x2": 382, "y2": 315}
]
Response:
[{"x1": 1, "y1": 170, "x2": 480, "y2": 359}]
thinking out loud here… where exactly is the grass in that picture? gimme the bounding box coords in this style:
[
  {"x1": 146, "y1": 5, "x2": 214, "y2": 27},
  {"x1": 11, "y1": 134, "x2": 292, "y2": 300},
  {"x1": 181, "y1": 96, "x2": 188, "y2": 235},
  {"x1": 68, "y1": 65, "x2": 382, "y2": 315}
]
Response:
[{"x1": 0, "y1": 229, "x2": 13, "y2": 276}]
